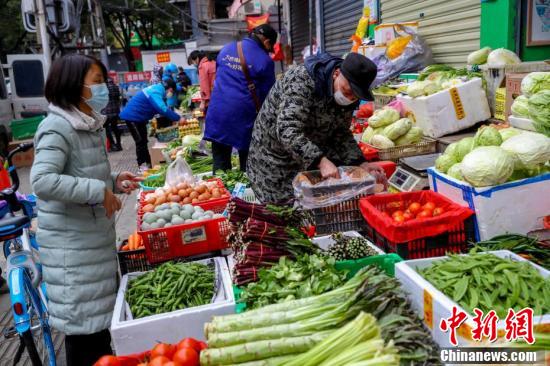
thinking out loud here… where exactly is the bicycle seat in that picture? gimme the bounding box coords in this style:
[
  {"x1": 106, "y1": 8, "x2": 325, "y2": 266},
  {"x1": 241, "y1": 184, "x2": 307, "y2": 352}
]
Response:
[{"x1": 0, "y1": 215, "x2": 30, "y2": 234}]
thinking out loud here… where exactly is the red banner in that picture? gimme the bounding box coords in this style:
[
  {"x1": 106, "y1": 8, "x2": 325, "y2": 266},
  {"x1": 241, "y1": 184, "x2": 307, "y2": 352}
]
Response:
[{"x1": 123, "y1": 71, "x2": 152, "y2": 83}]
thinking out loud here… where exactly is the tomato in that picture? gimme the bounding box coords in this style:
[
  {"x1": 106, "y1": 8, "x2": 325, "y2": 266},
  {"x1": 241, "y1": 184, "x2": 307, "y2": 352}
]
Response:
[
  {"x1": 198, "y1": 341, "x2": 208, "y2": 351},
  {"x1": 177, "y1": 338, "x2": 201, "y2": 353},
  {"x1": 422, "y1": 201, "x2": 436, "y2": 212},
  {"x1": 173, "y1": 348, "x2": 200, "y2": 366},
  {"x1": 403, "y1": 210, "x2": 414, "y2": 221},
  {"x1": 149, "y1": 356, "x2": 171, "y2": 366},
  {"x1": 151, "y1": 343, "x2": 176, "y2": 360},
  {"x1": 94, "y1": 356, "x2": 121, "y2": 366},
  {"x1": 432, "y1": 207, "x2": 445, "y2": 216},
  {"x1": 392, "y1": 210, "x2": 405, "y2": 219},
  {"x1": 393, "y1": 214, "x2": 405, "y2": 223},
  {"x1": 416, "y1": 210, "x2": 432, "y2": 219},
  {"x1": 408, "y1": 202, "x2": 422, "y2": 215}
]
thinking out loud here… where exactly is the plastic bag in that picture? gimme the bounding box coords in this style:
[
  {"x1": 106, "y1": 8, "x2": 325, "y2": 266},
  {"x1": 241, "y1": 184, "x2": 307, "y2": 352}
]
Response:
[
  {"x1": 371, "y1": 26, "x2": 433, "y2": 88},
  {"x1": 165, "y1": 156, "x2": 196, "y2": 188},
  {"x1": 293, "y1": 167, "x2": 376, "y2": 209}
]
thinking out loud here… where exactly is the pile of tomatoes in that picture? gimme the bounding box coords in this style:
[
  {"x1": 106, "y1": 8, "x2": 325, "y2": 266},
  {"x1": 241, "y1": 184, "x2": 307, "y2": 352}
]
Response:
[
  {"x1": 387, "y1": 201, "x2": 445, "y2": 223},
  {"x1": 94, "y1": 338, "x2": 206, "y2": 366}
]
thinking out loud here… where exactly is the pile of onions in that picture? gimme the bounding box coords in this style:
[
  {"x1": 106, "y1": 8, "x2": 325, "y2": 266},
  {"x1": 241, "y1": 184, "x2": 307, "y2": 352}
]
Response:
[{"x1": 142, "y1": 181, "x2": 228, "y2": 212}]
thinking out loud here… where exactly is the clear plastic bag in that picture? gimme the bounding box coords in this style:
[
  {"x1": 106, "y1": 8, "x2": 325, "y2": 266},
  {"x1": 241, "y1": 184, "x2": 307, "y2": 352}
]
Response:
[
  {"x1": 165, "y1": 156, "x2": 196, "y2": 188},
  {"x1": 293, "y1": 166, "x2": 376, "y2": 209}
]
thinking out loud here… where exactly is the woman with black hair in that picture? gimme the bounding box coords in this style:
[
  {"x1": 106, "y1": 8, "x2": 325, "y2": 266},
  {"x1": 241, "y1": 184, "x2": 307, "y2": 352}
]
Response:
[
  {"x1": 30, "y1": 54, "x2": 141, "y2": 365},
  {"x1": 188, "y1": 49, "x2": 216, "y2": 111}
]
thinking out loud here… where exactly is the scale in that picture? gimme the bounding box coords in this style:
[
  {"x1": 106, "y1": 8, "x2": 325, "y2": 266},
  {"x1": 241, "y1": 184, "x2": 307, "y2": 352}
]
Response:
[{"x1": 388, "y1": 153, "x2": 441, "y2": 192}]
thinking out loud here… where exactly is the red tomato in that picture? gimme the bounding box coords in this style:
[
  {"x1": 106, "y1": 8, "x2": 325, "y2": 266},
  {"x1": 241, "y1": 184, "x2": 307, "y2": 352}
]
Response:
[
  {"x1": 392, "y1": 210, "x2": 405, "y2": 219},
  {"x1": 94, "y1": 356, "x2": 121, "y2": 366},
  {"x1": 408, "y1": 202, "x2": 422, "y2": 215},
  {"x1": 149, "y1": 356, "x2": 171, "y2": 366},
  {"x1": 151, "y1": 343, "x2": 176, "y2": 360},
  {"x1": 416, "y1": 210, "x2": 432, "y2": 219},
  {"x1": 393, "y1": 214, "x2": 405, "y2": 223},
  {"x1": 177, "y1": 338, "x2": 201, "y2": 353},
  {"x1": 403, "y1": 210, "x2": 414, "y2": 221},
  {"x1": 432, "y1": 207, "x2": 445, "y2": 216},
  {"x1": 422, "y1": 202, "x2": 436, "y2": 212},
  {"x1": 173, "y1": 348, "x2": 200, "y2": 366},
  {"x1": 164, "y1": 363, "x2": 177, "y2": 366},
  {"x1": 198, "y1": 341, "x2": 208, "y2": 351}
]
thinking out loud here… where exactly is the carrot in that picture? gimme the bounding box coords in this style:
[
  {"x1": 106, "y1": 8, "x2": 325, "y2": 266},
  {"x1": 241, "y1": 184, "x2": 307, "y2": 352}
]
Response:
[{"x1": 121, "y1": 244, "x2": 130, "y2": 251}]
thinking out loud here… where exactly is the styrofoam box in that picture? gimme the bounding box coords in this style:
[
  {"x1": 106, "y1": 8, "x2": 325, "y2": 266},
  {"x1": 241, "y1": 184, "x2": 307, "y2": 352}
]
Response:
[
  {"x1": 398, "y1": 78, "x2": 491, "y2": 138},
  {"x1": 428, "y1": 168, "x2": 550, "y2": 241},
  {"x1": 508, "y1": 115, "x2": 536, "y2": 132},
  {"x1": 395, "y1": 250, "x2": 550, "y2": 348},
  {"x1": 110, "y1": 257, "x2": 235, "y2": 355},
  {"x1": 312, "y1": 231, "x2": 384, "y2": 254}
]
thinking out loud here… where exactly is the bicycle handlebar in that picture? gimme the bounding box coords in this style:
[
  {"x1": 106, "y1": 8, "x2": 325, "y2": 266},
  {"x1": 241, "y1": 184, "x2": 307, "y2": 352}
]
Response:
[{"x1": 0, "y1": 143, "x2": 34, "y2": 210}]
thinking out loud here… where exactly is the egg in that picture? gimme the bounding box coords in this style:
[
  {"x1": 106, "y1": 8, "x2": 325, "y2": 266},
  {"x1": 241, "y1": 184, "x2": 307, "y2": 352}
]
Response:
[
  {"x1": 178, "y1": 189, "x2": 188, "y2": 198},
  {"x1": 169, "y1": 194, "x2": 181, "y2": 202},
  {"x1": 189, "y1": 191, "x2": 199, "y2": 199},
  {"x1": 182, "y1": 197, "x2": 192, "y2": 204},
  {"x1": 143, "y1": 204, "x2": 155, "y2": 213},
  {"x1": 192, "y1": 198, "x2": 199, "y2": 204},
  {"x1": 145, "y1": 194, "x2": 156, "y2": 205},
  {"x1": 154, "y1": 196, "x2": 166, "y2": 206},
  {"x1": 196, "y1": 185, "x2": 207, "y2": 194},
  {"x1": 176, "y1": 182, "x2": 187, "y2": 191}
]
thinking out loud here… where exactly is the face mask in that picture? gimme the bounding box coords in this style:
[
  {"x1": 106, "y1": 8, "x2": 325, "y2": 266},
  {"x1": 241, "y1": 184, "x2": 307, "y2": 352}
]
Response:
[
  {"x1": 83, "y1": 83, "x2": 109, "y2": 113},
  {"x1": 334, "y1": 77, "x2": 355, "y2": 106}
]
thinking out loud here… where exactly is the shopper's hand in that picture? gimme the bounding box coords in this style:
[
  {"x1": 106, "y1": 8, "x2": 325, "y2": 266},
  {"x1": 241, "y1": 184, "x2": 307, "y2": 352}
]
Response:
[
  {"x1": 360, "y1": 162, "x2": 388, "y2": 190},
  {"x1": 319, "y1": 157, "x2": 340, "y2": 179},
  {"x1": 199, "y1": 100, "x2": 207, "y2": 111},
  {"x1": 116, "y1": 171, "x2": 143, "y2": 194},
  {"x1": 178, "y1": 117, "x2": 187, "y2": 125},
  {"x1": 104, "y1": 188, "x2": 122, "y2": 219}
]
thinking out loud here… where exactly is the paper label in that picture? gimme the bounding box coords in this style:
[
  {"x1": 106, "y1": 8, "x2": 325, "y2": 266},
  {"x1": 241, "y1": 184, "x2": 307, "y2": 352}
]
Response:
[
  {"x1": 182, "y1": 226, "x2": 207, "y2": 244},
  {"x1": 424, "y1": 289, "x2": 434, "y2": 329},
  {"x1": 449, "y1": 87, "x2": 466, "y2": 120}
]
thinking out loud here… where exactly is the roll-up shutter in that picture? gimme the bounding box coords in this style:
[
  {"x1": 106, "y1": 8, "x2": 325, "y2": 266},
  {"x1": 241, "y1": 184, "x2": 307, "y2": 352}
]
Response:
[
  {"x1": 290, "y1": 0, "x2": 315, "y2": 63},
  {"x1": 380, "y1": 0, "x2": 481, "y2": 67},
  {"x1": 321, "y1": 0, "x2": 364, "y2": 57}
]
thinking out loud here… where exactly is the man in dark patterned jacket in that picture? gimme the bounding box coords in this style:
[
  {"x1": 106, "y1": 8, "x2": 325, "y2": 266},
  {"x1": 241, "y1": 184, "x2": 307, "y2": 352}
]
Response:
[{"x1": 247, "y1": 52, "x2": 384, "y2": 203}]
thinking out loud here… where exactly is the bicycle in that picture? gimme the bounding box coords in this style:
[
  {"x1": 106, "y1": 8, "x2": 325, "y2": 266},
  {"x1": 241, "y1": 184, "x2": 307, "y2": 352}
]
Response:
[{"x1": 0, "y1": 142, "x2": 56, "y2": 366}]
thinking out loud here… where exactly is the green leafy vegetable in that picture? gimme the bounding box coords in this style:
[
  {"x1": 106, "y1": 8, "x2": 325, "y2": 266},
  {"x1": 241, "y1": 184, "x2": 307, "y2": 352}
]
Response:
[{"x1": 461, "y1": 146, "x2": 514, "y2": 186}]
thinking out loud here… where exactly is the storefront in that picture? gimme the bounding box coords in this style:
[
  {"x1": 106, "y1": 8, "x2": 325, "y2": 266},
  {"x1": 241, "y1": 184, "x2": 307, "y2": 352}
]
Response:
[{"x1": 319, "y1": 0, "x2": 365, "y2": 57}]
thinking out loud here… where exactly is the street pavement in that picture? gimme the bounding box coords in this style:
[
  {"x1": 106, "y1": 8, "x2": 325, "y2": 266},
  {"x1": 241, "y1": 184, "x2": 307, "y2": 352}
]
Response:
[{"x1": 0, "y1": 134, "x2": 140, "y2": 365}]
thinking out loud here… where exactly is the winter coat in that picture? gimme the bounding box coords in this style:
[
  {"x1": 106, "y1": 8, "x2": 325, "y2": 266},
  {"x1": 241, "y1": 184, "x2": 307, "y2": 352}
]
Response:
[
  {"x1": 247, "y1": 64, "x2": 366, "y2": 203},
  {"x1": 204, "y1": 38, "x2": 275, "y2": 151},
  {"x1": 198, "y1": 57, "x2": 217, "y2": 102},
  {"x1": 31, "y1": 105, "x2": 119, "y2": 335},
  {"x1": 119, "y1": 83, "x2": 180, "y2": 123}
]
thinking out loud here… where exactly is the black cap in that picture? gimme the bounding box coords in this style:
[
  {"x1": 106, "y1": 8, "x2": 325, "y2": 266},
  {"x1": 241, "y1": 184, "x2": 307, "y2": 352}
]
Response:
[
  {"x1": 252, "y1": 24, "x2": 278, "y2": 46},
  {"x1": 340, "y1": 53, "x2": 378, "y2": 101}
]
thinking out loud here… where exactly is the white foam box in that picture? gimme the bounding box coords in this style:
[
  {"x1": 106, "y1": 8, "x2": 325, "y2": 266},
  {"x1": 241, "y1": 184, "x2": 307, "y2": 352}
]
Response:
[
  {"x1": 395, "y1": 250, "x2": 550, "y2": 348},
  {"x1": 428, "y1": 167, "x2": 550, "y2": 241},
  {"x1": 508, "y1": 116, "x2": 536, "y2": 132},
  {"x1": 398, "y1": 78, "x2": 491, "y2": 138},
  {"x1": 110, "y1": 257, "x2": 235, "y2": 355},
  {"x1": 311, "y1": 231, "x2": 384, "y2": 254}
]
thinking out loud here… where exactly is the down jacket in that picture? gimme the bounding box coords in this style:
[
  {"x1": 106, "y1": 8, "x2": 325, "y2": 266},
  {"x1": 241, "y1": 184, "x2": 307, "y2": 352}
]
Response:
[{"x1": 31, "y1": 105, "x2": 119, "y2": 335}]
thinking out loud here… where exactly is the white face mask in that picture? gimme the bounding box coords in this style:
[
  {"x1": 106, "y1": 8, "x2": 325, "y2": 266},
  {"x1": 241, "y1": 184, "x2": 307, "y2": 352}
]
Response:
[{"x1": 334, "y1": 77, "x2": 355, "y2": 106}]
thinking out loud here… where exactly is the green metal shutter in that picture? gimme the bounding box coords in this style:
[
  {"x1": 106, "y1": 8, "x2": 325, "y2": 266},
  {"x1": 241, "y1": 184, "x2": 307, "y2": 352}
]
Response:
[
  {"x1": 380, "y1": 0, "x2": 481, "y2": 67},
  {"x1": 321, "y1": 0, "x2": 364, "y2": 57},
  {"x1": 290, "y1": 0, "x2": 315, "y2": 63}
]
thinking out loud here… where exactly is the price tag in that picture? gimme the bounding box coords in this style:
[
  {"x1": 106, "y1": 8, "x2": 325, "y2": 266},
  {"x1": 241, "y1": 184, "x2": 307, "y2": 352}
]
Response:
[
  {"x1": 423, "y1": 289, "x2": 433, "y2": 329},
  {"x1": 181, "y1": 226, "x2": 207, "y2": 244},
  {"x1": 449, "y1": 87, "x2": 466, "y2": 120}
]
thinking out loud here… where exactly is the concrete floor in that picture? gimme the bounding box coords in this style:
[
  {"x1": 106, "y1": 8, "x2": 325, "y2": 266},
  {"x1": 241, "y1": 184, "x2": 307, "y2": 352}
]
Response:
[{"x1": 0, "y1": 134, "x2": 140, "y2": 365}]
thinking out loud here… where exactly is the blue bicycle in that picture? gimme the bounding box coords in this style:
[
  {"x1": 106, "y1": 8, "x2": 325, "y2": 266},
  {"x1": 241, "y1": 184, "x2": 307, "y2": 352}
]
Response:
[{"x1": 0, "y1": 143, "x2": 56, "y2": 366}]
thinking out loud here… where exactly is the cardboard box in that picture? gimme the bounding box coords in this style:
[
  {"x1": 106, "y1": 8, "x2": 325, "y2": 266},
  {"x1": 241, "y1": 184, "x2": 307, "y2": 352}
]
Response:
[
  {"x1": 398, "y1": 78, "x2": 491, "y2": 138},
  {"x1": 149, "y1": 141, "x2": 168, "y2": 166},
  {"x1": 110, "y1": 257, "x2": 235, "y2": 355},
  {"x1": 9, "y1": 139, "x2": 34, "y2": 168},
  {"x1": 504, "y1": 72, "x2": 528, "y2": 122},
  {"x1": 395, "y1": 250, "x2": 549, "y2": 348},
  {"x1": 428, "y1": 168, "x2": 550, "y2": 241},
  {"x1": 374, "y1": 22, "x2": 418, "y2": 46}
]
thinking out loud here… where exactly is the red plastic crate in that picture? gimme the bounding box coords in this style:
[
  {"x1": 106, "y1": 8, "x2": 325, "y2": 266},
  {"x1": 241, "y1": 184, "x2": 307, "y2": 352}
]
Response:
[
  {"x1": 358, "y1": 142, "x2": 379, "y2": 161},
  {"x1": 359, "y1": 191, "x2": 475, "y2": 259}
]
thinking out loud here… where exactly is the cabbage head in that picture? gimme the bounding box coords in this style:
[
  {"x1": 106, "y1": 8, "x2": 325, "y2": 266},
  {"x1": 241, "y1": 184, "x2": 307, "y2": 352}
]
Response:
[
  {"x1": 467, "y1": 47, "x2": 491, "y2": 65},
  {"x1": 406, "y1": 80, "x2": 440, "y2": 97},
  {"x1": 461, "y1": 146, "x2": 514, "y2": 187},
  {"x1": 368, "y1": 108, "x2": 400, "y2": 128},
  {"x1": 455, "y1": 137, "x2": 475, "y2": 162},
  {"x1": 520, "y1": 72, "x2": 550, "y2": 97},
  {"x1": 435, "y1": 154, "x2": 457, "y2": 174},
  {"x1": 499, "y1": 128, "x2": 522, "y2": 142},
  {"x1": 500, "y1": 132, "x2": 550, "y2": 169},
  {"x1": 444, "y1": 142, "x2": 460, "y2": 161},
  {"x1": 486, "y1": 48, "x2": 521, "y2": 68},
  {"x1": 394, "y1": 126, "x2": 423, "y2": 146},
  {"x1": 370, "y1": 134, "x2": 395, "y2": 149},
  {"x1": 362, "y1": 126, "x2": 375, "y2": 144},
  {"x1": 447, "y1": 163, "x2": 464, "y2": 181},
  {"x1": 383, "y1": 118, "x2": 412, "y2": 140},
  {"x1": 510, "y1": 95, "x2": 530, "y2": 118},
  {"x1": 474, "y1": 126, "x2": 502, "y2": 147},
  {"x1": 528, "y1": 90, "x2": 550, "y2": 137}
]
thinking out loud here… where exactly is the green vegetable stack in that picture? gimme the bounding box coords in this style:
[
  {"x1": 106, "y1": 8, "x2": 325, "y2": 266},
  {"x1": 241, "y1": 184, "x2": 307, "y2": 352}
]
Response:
[
  {"x1": 126, "y1": 261, "x2": 215, "y2": 318},
  {"x1": 361, "y1": 107, "x2": 423, "y2": 148},
  {"x1": 420, "y1": 253, "x2": 550, "y2": 318},
  {"x1": 326, "y1": 233, "x2": 379, "y2": 261},
  {"x1": 473, "y1": 234, "x2": 550, "y2": 270},
  {"x1": 207, "y1": 170, "x2": 250, "y2": 192},
  {"x1": 239, "y1": 255, "x2": 347, "y2": 309}
]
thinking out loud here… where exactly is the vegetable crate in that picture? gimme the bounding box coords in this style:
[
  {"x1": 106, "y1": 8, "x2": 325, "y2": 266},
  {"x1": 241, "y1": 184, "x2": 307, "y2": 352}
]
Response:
[
  {"x1": 369, "y1": 137, "x2": 437, "y2": 161},
  {"x1": 117, "y1": 248, "x2": 149, "y2": 276},
  {"x1": 10, "y1": 115, "x2": 45, "y2": 140},
  {"x1": 395, "y1": 250, "x2": 550, "y2": 348},
  {"x1": 359, "y1": 191, "x2": 476, "y2": 259},
  {"x1": 138, "y1": 173, "x2": 162, "y2": 191},
  {"x1": 311, "y1": 192, "x2": 370, "y2": 235},
  {"x1": 155, "y1": 126, "x2": 179, "y2": 142}
]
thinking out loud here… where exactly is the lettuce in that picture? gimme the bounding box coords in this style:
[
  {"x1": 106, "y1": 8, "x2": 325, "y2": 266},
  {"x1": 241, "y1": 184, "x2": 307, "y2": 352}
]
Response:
[
  {"x1": 467, "y1": 47, "x2": 491, "y2": 65},
  {"x1": 511, "y1": 95, "x2": 530, "y2": 118},
  {"x1": 486, "y1": 48, "x2": 521, "y2": 68},
  {"x1": 455, "y1": 137, "x2": 475, "y2": 162},
  {"x1": 447, "y1": 163, "x2": 464, "y2": 181},
  {"x1": 499, "y1": 128, "x2": 522, "y2": 142},
  {"x1": 368, "y1": 108, "x2": 400, "y2": 128},
  {"x1": 383, "y1": 118, "x2": 412, "y2": 140},
  {"x1": 500, "y1": 132, "x2": 550, "y2": 169},
  {"x1": 474, "y1": 126, "x2": 502, "y2": 147},
  {"x1": 435, "y1": 154, "x2": 457, "y2": 174},
  {"x1": 461, "y1": 146, "x2": 514, "y2": 187},
  {"x1": 370, "y1": 135, "x2": 395, "y2": 149},
  {"x1": 528, "y1": 90, "x2": 550, "y2": 137},
  {"x1": 394, "y1": 126, "x2": 423, "y2": 146},
  {"x1": 520, "y1": 72, "x2": 550, "y2": 97}
]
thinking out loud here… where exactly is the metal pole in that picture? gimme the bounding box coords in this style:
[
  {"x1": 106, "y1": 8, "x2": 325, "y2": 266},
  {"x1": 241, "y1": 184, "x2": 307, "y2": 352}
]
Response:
[
  {"x1": 277, "y1": 0, "x2": 284, "y2": 71},
  {"x1": 189, "y1": 0, "x2": 202, "y2": 39},
  {"x1": 35, "y1": 0, "x2": 51, "y2": 70},
  {"x1": 93, "y1": 0, "x2": 110, "y2": 68},
  {"x1": 308, "y1": 0, "x2": 313, "y2": 55}
]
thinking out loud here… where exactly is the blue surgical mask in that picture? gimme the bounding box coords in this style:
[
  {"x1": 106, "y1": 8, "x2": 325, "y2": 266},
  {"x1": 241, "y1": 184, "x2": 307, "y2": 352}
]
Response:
[{"x1": 83, "y1": 83, "x2": 109, "y2": 113}]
